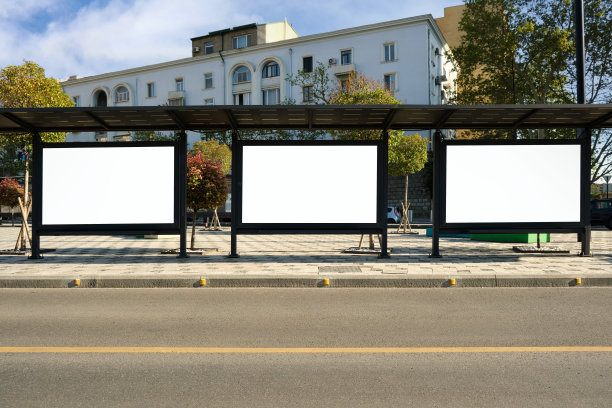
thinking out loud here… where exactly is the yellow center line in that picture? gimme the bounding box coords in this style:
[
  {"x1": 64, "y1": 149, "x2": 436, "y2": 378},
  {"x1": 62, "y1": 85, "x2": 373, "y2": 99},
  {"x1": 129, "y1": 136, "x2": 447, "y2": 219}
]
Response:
[{"x1": 0, "y1": 347, "x2": 611, "y2": 354}]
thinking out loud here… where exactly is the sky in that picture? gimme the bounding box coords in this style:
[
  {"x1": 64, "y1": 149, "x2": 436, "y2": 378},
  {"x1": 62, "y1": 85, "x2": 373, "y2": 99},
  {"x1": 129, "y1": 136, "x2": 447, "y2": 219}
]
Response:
[{"x1": 0, "y1": 0, "x2": 462, "y2": 81}]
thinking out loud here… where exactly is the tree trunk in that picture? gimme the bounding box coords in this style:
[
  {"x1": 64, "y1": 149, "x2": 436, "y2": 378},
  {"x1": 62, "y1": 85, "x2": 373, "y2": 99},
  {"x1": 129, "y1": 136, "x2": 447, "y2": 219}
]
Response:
[
  {"x1": 404, "y1": 173, "x2": 409, "y2": 233},
  {"x1": 404, "y1": 174, "x2": 409, "y2": 212},
  {"x1": 190, "y1": 210, "x2": 197, "y2": 250}
]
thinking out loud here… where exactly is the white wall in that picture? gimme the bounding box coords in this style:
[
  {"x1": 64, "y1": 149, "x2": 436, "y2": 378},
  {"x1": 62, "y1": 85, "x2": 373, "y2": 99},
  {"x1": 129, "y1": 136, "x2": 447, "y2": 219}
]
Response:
[{"x1": 61, "y1": 16, "x2": 451, "y2": 145}]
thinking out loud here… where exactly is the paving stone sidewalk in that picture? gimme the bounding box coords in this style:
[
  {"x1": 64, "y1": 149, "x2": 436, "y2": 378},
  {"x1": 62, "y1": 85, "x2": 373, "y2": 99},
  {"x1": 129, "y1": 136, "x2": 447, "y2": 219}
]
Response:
[{"x1": 0, "y1": 225, "x2": 609, "y2": 283}]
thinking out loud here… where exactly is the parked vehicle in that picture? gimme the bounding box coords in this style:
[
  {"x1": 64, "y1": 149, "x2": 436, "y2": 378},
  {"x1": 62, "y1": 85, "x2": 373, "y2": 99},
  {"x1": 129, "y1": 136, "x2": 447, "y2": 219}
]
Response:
[
  {"x1": 590, "y1": 199, "x2": 612, "y2": 229},
  {"x1": 387, "y1": 206, "x2": 400, "y2": 224}
]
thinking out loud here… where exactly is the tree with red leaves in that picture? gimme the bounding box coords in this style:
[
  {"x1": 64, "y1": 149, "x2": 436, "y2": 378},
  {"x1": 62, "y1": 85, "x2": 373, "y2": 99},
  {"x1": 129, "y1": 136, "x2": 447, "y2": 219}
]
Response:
[{"x1": 186, "y1": 151, "x2": 228, "y2": 249}]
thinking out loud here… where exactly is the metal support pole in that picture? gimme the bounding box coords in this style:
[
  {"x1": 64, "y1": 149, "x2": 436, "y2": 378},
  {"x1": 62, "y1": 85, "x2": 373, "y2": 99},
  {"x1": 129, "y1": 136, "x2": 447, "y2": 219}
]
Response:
[
  {"x1": 575, "y1": 0, "x2": 585, "y2": 106},
  {"x1": 177, "y1": 131, "x2": 189, "y2": 258},
  {"x1": 575, "y1": 0, "x2": 591, "y2": 256},
  {"x1": 378, "y1": 130, "x2": 390, "y2": 259},
  {"x1": 28, "y1": 132, "x2": 42, "y2": 259},
  {"x1": 228, "y1": 130, "x2": 240, "y2": 258},
  {"x1": 580, "y1": 130, "x2": 592, "y2": 256},
  {"x1": 430, "y1": 130, "x2": 442, "y2": 258}
]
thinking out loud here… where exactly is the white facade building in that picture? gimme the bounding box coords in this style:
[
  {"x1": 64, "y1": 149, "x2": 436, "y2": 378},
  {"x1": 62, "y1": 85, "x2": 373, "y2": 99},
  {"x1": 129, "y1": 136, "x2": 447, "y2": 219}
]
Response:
[{"x1": 60, "y1": 15, "x2": 456, "y2": 145}]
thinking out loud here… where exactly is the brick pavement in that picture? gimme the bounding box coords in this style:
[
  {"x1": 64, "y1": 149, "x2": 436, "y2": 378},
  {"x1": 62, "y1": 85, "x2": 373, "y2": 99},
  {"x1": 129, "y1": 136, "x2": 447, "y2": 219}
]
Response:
[{"x1": 0, "y1": 225, "x2": 609, "y2": 281}]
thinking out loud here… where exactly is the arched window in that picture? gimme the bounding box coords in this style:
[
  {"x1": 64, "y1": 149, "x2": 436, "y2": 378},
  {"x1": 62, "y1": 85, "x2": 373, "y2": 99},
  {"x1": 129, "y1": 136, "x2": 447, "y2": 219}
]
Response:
[
  {"x1": 94, "y1": 90, "x2": 107, "y2": 107},
  {"x1": 115, "y1": 86, "x2": 129, "y2": 103},
  {"x1": 262, "y1": 61, "x2": 279, "y2": 78},
  {"x1": 233, "y1": 66, "x2": 251, "y2": 84}
]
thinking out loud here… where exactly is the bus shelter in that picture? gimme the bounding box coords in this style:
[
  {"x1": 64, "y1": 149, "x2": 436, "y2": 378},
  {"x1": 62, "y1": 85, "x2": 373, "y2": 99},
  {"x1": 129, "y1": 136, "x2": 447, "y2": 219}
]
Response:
[{"x1": 1, "y1": 104, "x2": 611, "y2": 259}]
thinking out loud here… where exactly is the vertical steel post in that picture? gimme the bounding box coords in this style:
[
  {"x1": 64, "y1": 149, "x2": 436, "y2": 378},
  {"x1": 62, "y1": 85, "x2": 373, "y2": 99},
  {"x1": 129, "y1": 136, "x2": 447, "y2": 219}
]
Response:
[
  {"x1": 430, "y1": 130, "x2": 442, "y2": 258},
  {"x1": 177, "y1": 131, "x2": 189, "y2": 258},
  {"x1": 575, "y1": 0, "x2": 585, "y2": 106},
  {"x1": 378, "y1": 130, "x2": 390, "y2": 259},
  {"x1": 28, "y1": 132, "x2": 42, "y2": 259},
  {"x1": 575, "y1": 0, "x2": 591, "y2": 256},
  {"x1": 229, "y1": 130, "x2": 240, "y2": 258},
  {"x1": 580, "y1": 131, "x2": 592, "y2": 256}
]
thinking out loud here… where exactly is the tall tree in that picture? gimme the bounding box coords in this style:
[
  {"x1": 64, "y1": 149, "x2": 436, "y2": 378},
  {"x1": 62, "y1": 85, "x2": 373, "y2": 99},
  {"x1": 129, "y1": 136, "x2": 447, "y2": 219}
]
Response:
[
  {"x1": 388, "y1": 133, "x2": 429, "y2": 231},
  {"x1": 449, "y1": 0, "x2": 612, "y2": 180},
  {"x1": 186, "y1": 152, "x2": 228, "y2": 249},
  {"x1": 0, "y1": 61, "x2": 73, "y2": 249}
]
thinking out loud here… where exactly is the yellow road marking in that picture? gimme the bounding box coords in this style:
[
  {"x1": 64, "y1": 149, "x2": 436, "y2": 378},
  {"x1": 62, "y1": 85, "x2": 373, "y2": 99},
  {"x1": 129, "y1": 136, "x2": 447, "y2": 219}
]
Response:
[{"x1": 0, "y1": 347, "x2": 611, "y2": 354}]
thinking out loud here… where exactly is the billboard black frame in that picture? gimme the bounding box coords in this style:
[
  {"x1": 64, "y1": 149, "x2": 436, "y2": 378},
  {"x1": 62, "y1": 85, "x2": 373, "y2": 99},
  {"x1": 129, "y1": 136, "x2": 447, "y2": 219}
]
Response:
[
  {"x1": 431, "y1": 133, "x2": 591, "y2": 257},
  {"x1": 230, "y1": 133, "x2": 390, "y2": 258},
  {"x1": 29, "y1": 133, "x2": 189, "y2": 259}
]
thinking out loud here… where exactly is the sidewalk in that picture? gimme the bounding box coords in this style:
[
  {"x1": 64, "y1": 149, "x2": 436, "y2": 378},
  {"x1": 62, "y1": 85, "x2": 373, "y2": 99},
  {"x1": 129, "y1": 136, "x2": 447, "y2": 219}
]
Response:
[{"x1": 0, "y1": 224, "x2": 610, "y2": 288}]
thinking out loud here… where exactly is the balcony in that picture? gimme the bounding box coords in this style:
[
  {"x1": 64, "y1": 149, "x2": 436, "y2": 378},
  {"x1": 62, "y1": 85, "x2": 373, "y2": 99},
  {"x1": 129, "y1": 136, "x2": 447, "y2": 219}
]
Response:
[{"x1": 334, "y1": 63, "x2": 355, "y2": 76}]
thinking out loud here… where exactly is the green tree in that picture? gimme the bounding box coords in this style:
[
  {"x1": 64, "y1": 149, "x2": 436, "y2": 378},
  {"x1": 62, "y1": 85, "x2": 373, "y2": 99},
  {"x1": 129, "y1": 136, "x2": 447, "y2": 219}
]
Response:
[
  {"x1": 0, "y1": 61, "x2": 73, "y2": 249},
  {"x1": 286, "y1": 61, "x2": 334, "y2": 104},
  {"x1": 328, "y1": 71, "x2": 403, "y2": 141},
  {"x1": 186, "y1": 151, "x2": 228, "y2": 249},
  {"x1": 388, "y1": 133, "x2": 429, "y2": 231},
  {"x1": 190, "y1": 140, "x2": 232, "y2": 174},
  {"x1": 327, "y1": 71, "x2": 415, "y2": 247},
  {"x1": 449, "y1": 0, "x2": 612, "y2": 180}
]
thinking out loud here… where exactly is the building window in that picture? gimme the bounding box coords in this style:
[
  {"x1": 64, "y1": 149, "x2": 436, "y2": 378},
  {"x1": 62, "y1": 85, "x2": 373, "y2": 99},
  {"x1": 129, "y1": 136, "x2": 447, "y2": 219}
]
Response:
[
  {"x1": 302, "y1": 86, "x2": 313, "y2": 102},
  {"x1": 232, "y1": 34, "x2": 252, "y2": 49},
  {"x1": 340, "y1": 49, "x2": 352, "y2": 65},
  {"x1": 384, "y1": 43, "x2": 396, "y2": 61},
  {"x1": 204, "y1": 98, "x2": 214, "y2": 105},
  {"x1": 233, "y1": 92, "x2": 251, "y2": 105},
  {"x1": 302, "y1": 56, "x2": 313, "y2": 73},
  {"x1": 262, "y1": 61, "x2": 280, "y2": 78},
  {"x1": 72, "y1": 96, "x2": 80, "y2": 107},
  {"x1": 115, "y1": 86, "x2": 129, "y2": 103},
  {"x1": 204, "y1": 42, "x2": 214, "y2": 54},
  {"x1": 147, "y1": 82, "x2": 156, "y2": 97},
  {"x1": 175, "y1": 78, "x2": 184, "y2": 91},
  {"x1": 262, "y1": 88, "x2": 280, "y2": 105},
  {"x1": 340, "y1": 79, "x2": 349, "y2": 91},
  {"x1": 233, "y1": 66, "x2": 251, "y2": 84},
  {"x1": 204, "y1": 73, "x2": 213, "y2": 89},
  {"x1": 384, "y1": 74, "x2": 396, "y2": 91}
]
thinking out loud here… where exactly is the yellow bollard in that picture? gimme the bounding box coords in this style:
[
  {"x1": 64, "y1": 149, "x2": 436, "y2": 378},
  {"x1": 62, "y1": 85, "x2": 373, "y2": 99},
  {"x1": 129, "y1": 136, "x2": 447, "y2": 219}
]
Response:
[
  {"x1": 575, "y1": 277, "x2": 582, "y2": 285},
  {"x1": 74, "y1": 279, "x2": 80, "y2": 286},
  {"x1": 322, "y1": 278, "x2": 330, "y2": 286},
  {"x1": 199, "y1": 278, "x2": 207, "y2": 287},
  {"x1": 449, "y1": 278, "x2": 456, "y2": 286}
]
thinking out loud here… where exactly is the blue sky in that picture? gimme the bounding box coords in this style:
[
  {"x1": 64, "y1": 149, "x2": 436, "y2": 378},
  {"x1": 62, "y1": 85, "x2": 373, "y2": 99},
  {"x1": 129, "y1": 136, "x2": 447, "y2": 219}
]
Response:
[{"x1": 0, "y1": 0, "x2": 462, "y2": 80}]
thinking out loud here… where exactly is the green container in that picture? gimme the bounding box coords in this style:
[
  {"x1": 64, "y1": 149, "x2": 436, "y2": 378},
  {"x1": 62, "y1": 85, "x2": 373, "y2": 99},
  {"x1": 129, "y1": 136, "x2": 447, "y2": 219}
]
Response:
[{"x1": 470, "y1": 233, "x2": 550, "y2": 243}]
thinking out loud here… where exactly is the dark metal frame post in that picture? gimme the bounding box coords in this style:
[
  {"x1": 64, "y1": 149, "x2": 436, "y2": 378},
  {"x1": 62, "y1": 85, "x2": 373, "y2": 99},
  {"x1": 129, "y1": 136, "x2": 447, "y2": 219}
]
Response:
[
  {"x1": 575, "y1": 0, "x2": 585, "y2": 105},
  {"x1": 228, "y1": 130, "x2": 240, "y2": 258},
  {"x1": 378, "y1": 130, "x2": 390, "y2": 258},
  {"x1": 575, "y1": 0, "x2": 591, "y2": 255},
  {"x1": 28, "y1": 132, "x2": 42, "y2": 259},
  {"x1": 580, "y1": 130, "x2": 592, "y2": 256},
  {"x1": 177, "y1": 131, "x2": 189, "y2": 258},
  {"x1": 430, "y1": 130, "x2": 442, "y2": 258}
]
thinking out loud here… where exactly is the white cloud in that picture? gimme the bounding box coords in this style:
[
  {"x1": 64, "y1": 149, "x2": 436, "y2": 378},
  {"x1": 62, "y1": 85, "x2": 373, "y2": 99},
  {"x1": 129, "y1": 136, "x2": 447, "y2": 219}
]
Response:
[
  {"x1": 0, "y1": 0, "x2": 56, "y2": 19},
  {"x1": 1, "y1": 0, "x2": 262, "y2": 79},
  {"x1": 0, "y1": 0, "x2": 460, "y2": 80}
]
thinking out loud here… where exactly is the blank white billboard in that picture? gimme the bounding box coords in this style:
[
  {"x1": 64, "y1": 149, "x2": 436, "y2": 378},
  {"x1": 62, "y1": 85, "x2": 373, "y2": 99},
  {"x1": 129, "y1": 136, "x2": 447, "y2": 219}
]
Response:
[
  {"x1": 445, "y1": 144, "x2": 581, "y2": 223},
  {"x1": 42, "y1": 146, "x2": 175, "y2": 225},
  {"x1": 242, "y1": 145, "x2": 378, "y2": 224}
]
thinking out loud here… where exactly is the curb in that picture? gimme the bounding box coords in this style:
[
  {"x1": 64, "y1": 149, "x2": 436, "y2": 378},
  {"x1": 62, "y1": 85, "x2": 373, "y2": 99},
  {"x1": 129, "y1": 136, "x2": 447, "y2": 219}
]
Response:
[{"x1": 1, "y1": 275, "x2": 611, "y2": 289}]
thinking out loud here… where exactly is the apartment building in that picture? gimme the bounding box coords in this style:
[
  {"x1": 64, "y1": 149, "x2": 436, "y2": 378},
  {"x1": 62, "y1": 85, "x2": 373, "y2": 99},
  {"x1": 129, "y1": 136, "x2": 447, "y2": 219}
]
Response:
[{"x1": 61, "y1": 14, "x2": 456, "y2": 145}]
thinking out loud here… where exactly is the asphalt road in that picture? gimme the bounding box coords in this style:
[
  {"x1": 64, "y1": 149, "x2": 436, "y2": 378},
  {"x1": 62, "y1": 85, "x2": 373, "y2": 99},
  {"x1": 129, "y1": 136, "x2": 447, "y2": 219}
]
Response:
[{"x1": 1, "y1": 288, "x2": 611, "y2": 407}]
